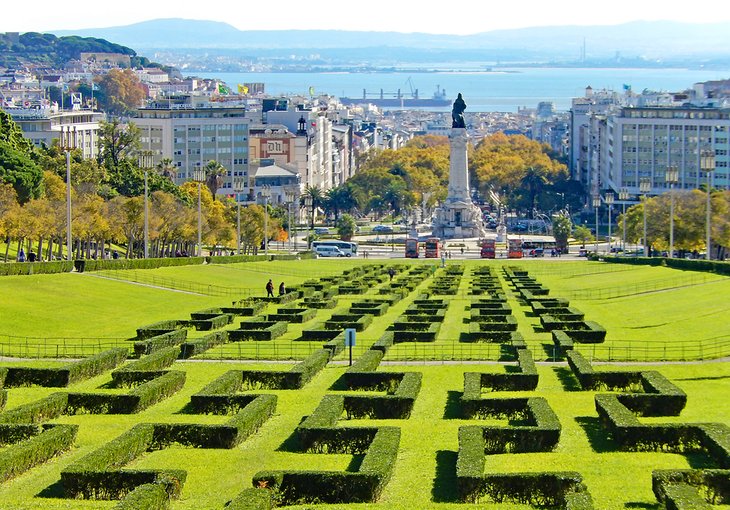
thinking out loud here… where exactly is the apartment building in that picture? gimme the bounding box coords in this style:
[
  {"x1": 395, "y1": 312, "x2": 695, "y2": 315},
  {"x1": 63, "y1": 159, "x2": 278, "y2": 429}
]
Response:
[
  {"x1": 605, "y1": 106, "x2": 730, "y2": 196},
  {"x1": 134, "y1": 103, "x2": 251, "y2": 200}
]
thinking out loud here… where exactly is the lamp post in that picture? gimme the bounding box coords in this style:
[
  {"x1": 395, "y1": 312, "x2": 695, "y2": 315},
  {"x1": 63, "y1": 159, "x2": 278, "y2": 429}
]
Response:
[
  {"x1": 284, "y1": 188, "x2": 296, "y2": 252},
  {"x1": 60, "y1": 126, "x2": 77, "y2": 262},
  {"x1": 639, "y1": 177, "x2": 651, "y2": 257},
  {"x1": 304, "y1": 195, "x2": 313, "y2": 250},
  {"x1": 233, "y1": 177, "x2": 246, "y2": 255},
  {"x1": 138, "y1": 151, "x2": 154, "y2": 259},
  {"x1": 192, "y1": 169, "x2": 206, "y2": 257},
  {"x1": 605, "y1": 192, "x2": 614, "y2": 254},
  {"x1": 665, "y1": 167, "x2": 679, "y2": 258},
  {"x1": 260, "y1": 185, "x2": 271, "y2": 256},
  {"x1": 700, "y1": 150, "x2": 716, "y2": 260},
  {"x1": 619, "y1": 188, "x2": 629, "y2": 253},
  {"x1": 592, "y1": 194, "x2": 600, "y2": 254}
]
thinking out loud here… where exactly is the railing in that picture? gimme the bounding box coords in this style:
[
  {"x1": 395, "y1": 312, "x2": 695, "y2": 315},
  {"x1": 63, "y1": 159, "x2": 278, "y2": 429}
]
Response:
[
  {"x1": 93, "y1": 270, "x2": 253, "y2": 297},
  {"x1": 0, "y1": 336, "x2": 131, "y2": 359}
]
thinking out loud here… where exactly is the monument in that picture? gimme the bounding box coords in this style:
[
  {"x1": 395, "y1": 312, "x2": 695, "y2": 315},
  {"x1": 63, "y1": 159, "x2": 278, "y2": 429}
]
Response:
[{"x1": 432, "y1": 94, "x2": 486, "y2": 239}]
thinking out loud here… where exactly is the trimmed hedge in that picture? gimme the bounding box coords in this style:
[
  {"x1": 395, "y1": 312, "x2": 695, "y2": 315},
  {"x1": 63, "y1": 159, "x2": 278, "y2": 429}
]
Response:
[
  {"x1": 267, "y1": 307, "x2": 317, "y2": 323},
  {"x1": 653, "y1": 469, "x2": 730, "y2": 508},
  {"x1": 0, "y1": 260, "x2": 74, "y2": 276},
  {"x1": 230, "y1": 320, "x2": 288, "y2": 341},
  {"x1": 113, "y1": 482, "x2": 171, "y2": 510},
  {"x1": 179, "y1": 331, "x2": 229, "y2": 359},
  {"x1": 549, "y1": 321, "x2": 606, "y2": 344},
  {"x1": 133, "y1": 330, "x2": 188, "y2": 357},
  {"x1": 0, "y1": 393, "x2": 69, "y2": 424},
  {"x1": 600, "y1": 255, "x2": 730, "y2": 276},
  {"x1": 0, "y1": 423, "x2": 78, "y2": 484},
  {"x1": 66, "y1": 371, "x2": 186, "y2": 414},
  {"x1": 111, "y1": 347, "x2": 180, "y2": 387},
  {"x1": 462, "y1": 349, "x2": 538, "y2": 398},
  {"x1": 135, "y1": 320, "x2": 185, "y2": 340},
  {"x1": 226, "y1": 488, "x2": 274, "y2": 510},
  {"x1": 2, "y1": 349, "x2": 128, "y2": 388},
  {"x1": 324, "y1": 313, "x2": 373, "y2": 332}
]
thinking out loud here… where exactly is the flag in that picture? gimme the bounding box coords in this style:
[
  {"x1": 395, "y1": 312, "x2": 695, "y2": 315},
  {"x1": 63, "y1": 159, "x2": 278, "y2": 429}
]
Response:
[
  {"x1": 309, "y1": 86, "x2": 315, "y2": 96},
  {"x1": 623, "y1": 84, "x2": 631, "y2": 91},
  {"x1": 217, "y1": 83, "x2": 229, "y2": 95},
  {"x1": 238, "y1": 84, "x2": 249, "y2": 95}
]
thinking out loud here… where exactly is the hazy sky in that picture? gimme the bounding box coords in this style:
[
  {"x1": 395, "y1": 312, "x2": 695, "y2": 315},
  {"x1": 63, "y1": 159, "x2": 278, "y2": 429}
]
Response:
[{"x1": 4, "y1": 0, "x2": 730, "y2": 35}]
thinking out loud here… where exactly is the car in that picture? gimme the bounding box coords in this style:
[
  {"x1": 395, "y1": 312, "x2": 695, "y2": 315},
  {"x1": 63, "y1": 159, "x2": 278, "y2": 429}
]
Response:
[
  {"x1": 314, "y1": 227, "x2": 330, "y2": 235},
  {"x1": 372, "y1": 225, "x2": 393, "y2": 233},
  {"x1": 314, "y1": 245, "x2": 345, "y2": 257},
  {"x1": 512, "y1": 223, "x2": 528, "y2": 232}
]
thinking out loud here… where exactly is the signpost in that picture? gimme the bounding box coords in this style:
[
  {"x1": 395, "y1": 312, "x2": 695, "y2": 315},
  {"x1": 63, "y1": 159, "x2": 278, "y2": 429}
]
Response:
[{"x1": 345, "y1": 328, "x2": 356, "y2": 366}]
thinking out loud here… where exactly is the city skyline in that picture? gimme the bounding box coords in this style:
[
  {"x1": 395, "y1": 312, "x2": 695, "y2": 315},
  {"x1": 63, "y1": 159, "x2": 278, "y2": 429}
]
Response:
[{"x1": 3, "y1": 0, "x2": 730, "y2": 36}]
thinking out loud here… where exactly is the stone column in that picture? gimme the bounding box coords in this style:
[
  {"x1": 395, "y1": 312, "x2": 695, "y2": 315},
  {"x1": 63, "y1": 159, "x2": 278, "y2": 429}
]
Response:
[{"x1": 447, "y1": 128, "x2": 469, "y2": 203}]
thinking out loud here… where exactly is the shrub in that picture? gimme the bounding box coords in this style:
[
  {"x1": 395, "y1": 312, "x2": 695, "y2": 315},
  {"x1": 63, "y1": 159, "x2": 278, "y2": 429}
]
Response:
[
  {"x1": 0, "y1": 424, "x2": 78, "y2": 484},
  {"x1": 226, "y1": 488, "x2": 274, "y2": 510},
  {"x1": 179, "y1": 331, "x2": 229, "y2": 359},
  {"x1": 113, "y1": 482, "x2": 171, "y2": 510},
  {"x1": 112, "y1": 347, "x2": 179, "y2": 387},
  {"x1": 133, "y1": 330, "x2": 188, "y2": 357},
  {"x1": 0, "y1": 393, "x2": 69, "y2": 424},
  {"x1": 3, "y1": 349, "x2": 128, "y2": 387}
]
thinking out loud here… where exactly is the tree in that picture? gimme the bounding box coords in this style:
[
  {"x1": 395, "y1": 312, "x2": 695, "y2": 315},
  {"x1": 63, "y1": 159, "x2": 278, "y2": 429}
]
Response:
[
  {"x1": 521, "y1": 166, "x2": 548, "y2": 218},
  {"x1": 0, "y1": 110, "x2": 43, "y2": 203},
  {"x1": 325, "y1": 184, "x2": 357, "y2": 220},
  {"x1": 336, "y1": 214, "x2": 357, "y2": 241},
  {"x1": 551, "y1": 212, "x2": 572, "y2": 252},
  {"x1": 301, "y1": 185, "x2": 325, "y2": 229},
  {"x1": 204, "y1": 160, "x2": 227, "y2": 200},
  {"x1": 573, "y1": 225, "x2": 594, "y2": 248},
  {"x1": 156, "y1": 158, "x2": 176, "y2": 181},
  {"x1": 97, "y1": 68, "x2": 147, "y2": 116},
  {"x1": 98, "y1": 119, "x2": 141, "y2": 171}
]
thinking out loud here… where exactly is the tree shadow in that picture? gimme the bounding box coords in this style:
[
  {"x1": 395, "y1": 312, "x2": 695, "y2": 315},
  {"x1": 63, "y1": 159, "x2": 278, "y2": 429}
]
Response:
[
  {"x1": 541, "y1": 343, "x2": 562, "y2": 361},
  {"x1": 36, "y1": 480, "x2": 65, "y2": 499},
  {"x1": 432, "y1": 450, "x2": 459, "y2": 503},
  {"x1": 553, "y1": 366, "x2": 582, "y2": 391},
  {"x1": 625, "y1": 503, "x2": 661, "y2": 508},
  {"x1": 575, "y1": 416, "x2": 616, "y2": 453},
  {"x1": 443, "y1": 391, "x2": 463, "y2": 419},
  {"x1": 277, "y1": 416, "x2": 308, "y2": 452},
  {"x1": 685, "y1": 451, "x2": 717, "y2": 469}
]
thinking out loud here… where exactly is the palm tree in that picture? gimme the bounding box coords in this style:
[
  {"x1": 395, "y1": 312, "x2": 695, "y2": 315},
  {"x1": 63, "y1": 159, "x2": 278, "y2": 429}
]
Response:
[
  {"x1": 325, "y1": 184, "x2": 357, "y2": 221},
  {"x1": 204, "y1": 160, "x2": 227, "y2": 201},
  {"x1": 156, "y1": 158, "x2": 176, "y2": 181},
  {"x1": 301, "y1": 185, "x2": 325, "y2": 230}
]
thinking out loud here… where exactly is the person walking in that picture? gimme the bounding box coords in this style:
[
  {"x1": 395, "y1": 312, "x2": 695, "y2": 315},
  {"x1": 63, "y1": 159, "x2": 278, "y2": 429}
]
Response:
[
  {"x1": 278, "y1": 281, "x2": 286, "y2": 296},
  {"x1": 266, "y1": 279, "x2": 274, "y2": 297},
  {"x1": 388, "y1": 267, "x2": 395, "y2": 281}
]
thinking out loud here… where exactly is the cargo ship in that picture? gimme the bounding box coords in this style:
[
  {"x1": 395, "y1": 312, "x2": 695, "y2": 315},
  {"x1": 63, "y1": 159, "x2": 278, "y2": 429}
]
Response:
[{"x1": 339, "y1": 85, "x2": 449, "y2": 107}]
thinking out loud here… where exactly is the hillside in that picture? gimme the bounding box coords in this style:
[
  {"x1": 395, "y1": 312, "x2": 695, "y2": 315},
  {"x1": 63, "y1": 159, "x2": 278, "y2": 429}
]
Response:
[{"x1": 0, "y1": 32, "x2": 136, "y2": 68}]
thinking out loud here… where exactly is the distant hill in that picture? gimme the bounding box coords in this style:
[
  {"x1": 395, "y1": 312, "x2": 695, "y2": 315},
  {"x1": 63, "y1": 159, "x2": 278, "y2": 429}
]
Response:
[
  {"x1": 0, "y1": 32, "x2": 136, "y2": 68},
  {"x1": 51, "y1": 18, "x2": 730, "y2": 59}
]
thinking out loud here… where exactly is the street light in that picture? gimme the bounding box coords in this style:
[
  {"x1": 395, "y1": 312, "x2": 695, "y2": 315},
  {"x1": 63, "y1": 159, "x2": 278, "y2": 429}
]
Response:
[
  {"x1": 618, "y1": 188, "x2": 629, "y2": 253},
  {"x1": 260, "y1": 185, "x2": 271, "y2": 256},
  {"x1": 700, "y1": 150, "x2": 716, "y2": 260},
  {"x1": 233, "y1": 177, "x2": 246, "y2": 255},
  {"x1": 284, "y1": 187, "x2": 296, "y2": 252},
  {"x1": 605, "y1": 192, "x2": 614, "y2": 254},
  {"x1": 304, "y1": 195, "x2": 313, "y2": 250},
  {"x1": 138, "y1": 151, "x2": 154, "y2": 259},
  {"x1": 592, "y1": 194, "x2": 600, "y2": 254},
  {"x1": 192, "y1": 169, "x2": 206, "y2": 257},
  {"x1": 639, "y1": 177, "x2": 652, "y2": 257},
  {"x1": 665, "y1": 167, "x2": 679, "y2": 258},
  {"x1": 60, "y1": 126, "x2": 77, "y2": 262}
]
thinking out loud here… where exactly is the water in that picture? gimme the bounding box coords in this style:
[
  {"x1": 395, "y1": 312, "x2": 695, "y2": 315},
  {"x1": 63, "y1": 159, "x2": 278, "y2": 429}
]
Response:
[{"x1": 203, "y1": 67, "x2": 728, "y2": 112}]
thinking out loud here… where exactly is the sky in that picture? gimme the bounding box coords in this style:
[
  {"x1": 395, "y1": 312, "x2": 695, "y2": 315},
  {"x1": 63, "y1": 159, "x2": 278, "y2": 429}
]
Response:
[{"x1": 3, "y1": 0, "x2": 730, "y2": 35}]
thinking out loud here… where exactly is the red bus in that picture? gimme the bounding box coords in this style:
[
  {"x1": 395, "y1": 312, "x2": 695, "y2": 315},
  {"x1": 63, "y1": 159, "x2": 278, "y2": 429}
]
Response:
[
  {"x1": 424, "y1": 237, "x2": 440, "y2": 258},
  {"x1": 480, "y1": 239, "x2": 496, "y2": 259},
  {"x1": 405, "y1": 238, "x2": 419, "y2": 258},
  {"x1": 507, "y1": 238, "x2": 523, "y2": 259}
]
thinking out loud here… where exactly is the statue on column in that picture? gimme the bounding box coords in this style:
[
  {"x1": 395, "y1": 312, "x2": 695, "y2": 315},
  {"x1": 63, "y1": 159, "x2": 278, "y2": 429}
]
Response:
[{"x1": 451, "y1": 93, "x2": 466, "y2": 128}]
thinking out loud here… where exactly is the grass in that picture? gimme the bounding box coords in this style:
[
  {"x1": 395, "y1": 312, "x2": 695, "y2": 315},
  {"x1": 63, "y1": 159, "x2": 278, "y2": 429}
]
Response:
[{"x1": 0, "y1": 259, "x2": 728, "y2": 508}]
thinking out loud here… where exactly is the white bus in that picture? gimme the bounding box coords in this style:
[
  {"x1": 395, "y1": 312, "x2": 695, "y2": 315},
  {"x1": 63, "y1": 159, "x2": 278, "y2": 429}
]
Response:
[{"x1": 311, "y1": 240, "x2": 358, "y2": 257}]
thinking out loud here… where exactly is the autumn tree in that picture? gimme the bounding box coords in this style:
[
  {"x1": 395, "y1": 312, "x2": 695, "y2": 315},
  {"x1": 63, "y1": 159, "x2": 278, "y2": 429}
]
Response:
[{"x1": 97, "y1": 68, "x2": 147, "y2": 116}]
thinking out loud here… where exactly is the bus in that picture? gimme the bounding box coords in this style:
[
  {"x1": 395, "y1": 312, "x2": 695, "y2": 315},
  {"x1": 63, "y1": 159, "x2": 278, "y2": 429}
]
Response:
[
  {"x1": 311, "y1": 240, "x2": 358, "y2": 257},
  {"x1": 424, "y1": 237, "x2": 440, "y2": 258},
  {"x1": 405, "y1": 238, "x2": 419, "y2": 258},
  {"x1": 507, "y1": 238, "x2": 523, "y2": 259},
  {"x1": 480, "y1": 239, "x2": 496, "y2": 259}
]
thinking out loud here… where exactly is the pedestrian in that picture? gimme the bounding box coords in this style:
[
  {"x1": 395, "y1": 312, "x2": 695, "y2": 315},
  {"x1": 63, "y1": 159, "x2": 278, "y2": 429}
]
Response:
[
  {"x1": 28, "y1": 251, "x2": 36, "y2": 262},
  {"x1": 460, "y1": 246, "x2": 464, "y2": 256},
  {"x1": 17, "y1": 249, "x2": 25, "y2": 262},
  {"x1": 266, "y1": 279, "x2": 274, "y2": 297},
  {"x1": 388, "y1": 267, "x2": 395, "y2": 281},
  {"x1": 112, "y1": 250, "x2": 119, "y2": 260},
  {"x1": 278, "y1": 281, "x2": 286, "y2": 296}
]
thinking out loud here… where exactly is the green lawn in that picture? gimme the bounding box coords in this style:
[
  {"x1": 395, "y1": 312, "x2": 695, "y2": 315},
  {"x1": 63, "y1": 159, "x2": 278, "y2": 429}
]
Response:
[{"x1": 0, "y1": 259, "x2": 728, "y2": 509}]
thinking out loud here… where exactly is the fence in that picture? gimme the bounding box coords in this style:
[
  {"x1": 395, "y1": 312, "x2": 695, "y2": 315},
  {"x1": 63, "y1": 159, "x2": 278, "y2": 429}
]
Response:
[
  {"x1": 93, "y1": 270, "x2": 254, "y2": 297},
  {"x1": 0, "y1": 336, "x2": 131, "y2": 359}
]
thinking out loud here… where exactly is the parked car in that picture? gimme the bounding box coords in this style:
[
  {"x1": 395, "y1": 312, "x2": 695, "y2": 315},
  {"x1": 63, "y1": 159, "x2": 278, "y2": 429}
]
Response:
[
  {"x1": 314, "y1": 227, "x2": 330, "y2": 235},
  {"x1": 314, "y1": 245, "x2": 345, "y2": 257},
  {"x1": 372, "y1": 225, "x2": 393, "y2": 233}
]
